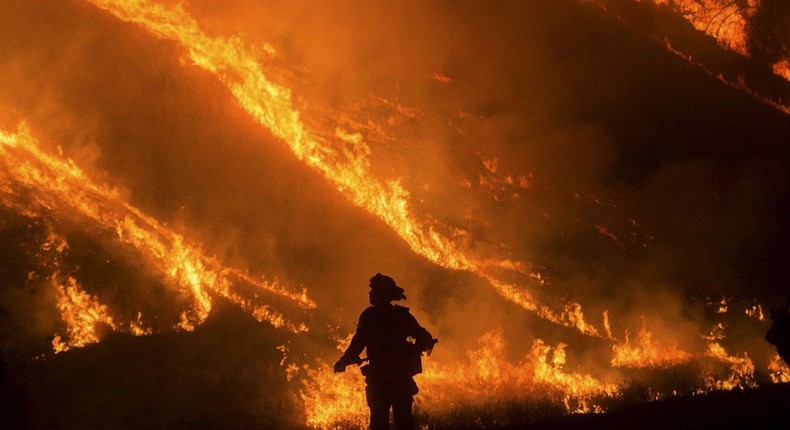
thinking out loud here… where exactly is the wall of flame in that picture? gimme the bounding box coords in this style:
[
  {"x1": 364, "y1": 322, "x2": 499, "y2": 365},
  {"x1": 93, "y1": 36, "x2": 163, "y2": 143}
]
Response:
[{"x1": 1, "y1": 0, "x2": 789, "y2": 428}]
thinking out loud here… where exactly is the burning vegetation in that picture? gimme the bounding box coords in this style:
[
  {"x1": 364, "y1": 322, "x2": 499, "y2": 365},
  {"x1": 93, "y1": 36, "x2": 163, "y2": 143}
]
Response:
[
  {"x1": 590, "y1": 0, "x2": 790, "y2": 113},
  {"x1": 1, "y1": 0, "x2": 790, "y2": 429}
]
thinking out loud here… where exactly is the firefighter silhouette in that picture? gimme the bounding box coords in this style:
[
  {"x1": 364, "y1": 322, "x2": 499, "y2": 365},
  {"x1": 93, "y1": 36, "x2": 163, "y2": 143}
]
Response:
[
  {"x1": 765, "y1": 301, "x2": 790, "y2": 365},
  {"x1": 334, "y1": 273, "x2": 436, "y2": 430}
]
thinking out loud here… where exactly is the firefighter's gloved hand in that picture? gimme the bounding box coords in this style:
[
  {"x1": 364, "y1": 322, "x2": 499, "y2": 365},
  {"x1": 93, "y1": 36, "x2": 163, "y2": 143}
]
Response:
[
  {"x1": 416, "y1": 337, "x2": 439, "y2": 354},
  {"x1": 333, "y1": 355, "x2": 357, "y2": 373}
]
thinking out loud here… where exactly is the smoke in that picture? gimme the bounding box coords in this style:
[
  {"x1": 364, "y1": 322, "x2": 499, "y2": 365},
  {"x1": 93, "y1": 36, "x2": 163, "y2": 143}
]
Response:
[
  {"x1": 747, "y1": 0, "x2": 790, "y2": 65},
  {"x1": 1, "y1": 0, "x2": 790, "y2": 427}
]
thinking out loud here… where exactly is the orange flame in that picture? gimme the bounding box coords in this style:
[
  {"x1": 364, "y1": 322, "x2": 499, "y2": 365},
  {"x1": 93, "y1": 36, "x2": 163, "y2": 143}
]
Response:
[
  {"x1": 52, "y1": 274, "x2": 118, "y2": 353},
  {"x1": 645, "y1": 0, "x2": 759, "y2": 55},
  {"x1": 703, "y1": 342, "x2": 756, "y2": 390},
  {"x1": 17, "y1": 3, "x2": 784, "y2": 427},
  {"x1": 767, "y1": 354, "x2": 790, "y2": 383},
  {"x1": 745, "y1": 304, "x2": 765, "y2": 321},
  {"x1": 82, "y1": 0, "x2": 606, "y2": 337},
  {"x1": 299, "y1": 361, "x2": 368, "y2": 429},
  {"x1": 431, "y1": 71, "x2": 452, "y2": 84},
  {"x1": 591, "y1": 1, "x2": 790, "y2": 115},
  {"x1": 37, "y1": 231, "x2": 153, "y2": 352},
  {"x1": 294, "y1": 331, "x2": 621, "y2": 428},
  {"x1": 611, "y1": 318, "x2": 692, "y2": 368},
  {"x1": 773, "y1": 59, "x2": 790, "y2": 82},
  {"x1": 0, "y1": 124, "x2": 312, "y2": 348}
]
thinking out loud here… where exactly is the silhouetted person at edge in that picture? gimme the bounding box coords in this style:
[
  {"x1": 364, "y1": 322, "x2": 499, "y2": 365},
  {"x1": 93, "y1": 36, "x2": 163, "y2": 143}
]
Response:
[
  {"x1": 334, "y1": 273, "x2": 436, "y2": 430},
  {"x1": 766, "y1": 300, "x2": 790, "y2": 365}
]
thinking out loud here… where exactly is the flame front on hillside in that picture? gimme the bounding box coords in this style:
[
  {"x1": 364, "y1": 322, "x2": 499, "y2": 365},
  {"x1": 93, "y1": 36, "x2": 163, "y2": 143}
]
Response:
[
  {"x1": 0, "y1": 1, "x2": 787, "y2": 429},
  {"x1": 82, "y1": 0, "x2": 609, "y2": 338},
  {"x1": 0, "y1": 124, "x2": 313, "y2": 347}
]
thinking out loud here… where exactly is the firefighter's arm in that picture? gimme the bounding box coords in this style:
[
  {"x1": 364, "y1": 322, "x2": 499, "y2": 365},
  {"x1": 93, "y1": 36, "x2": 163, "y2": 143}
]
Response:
[
  {"x1": 334, "y1": 314, "x2": 369, "y2": 373},
  {"x1": 334, "y1": 336, "x2": 365, "y2": 373},
  {"x1": 408, "y1": 314, "x2": 438, "y2": 354},
  {"x1": 415, "y1": 335, "x2": 438, "y2": 356},
  {"x1": 333, "y1": 354, "x2": 362, "y2": 373}
]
